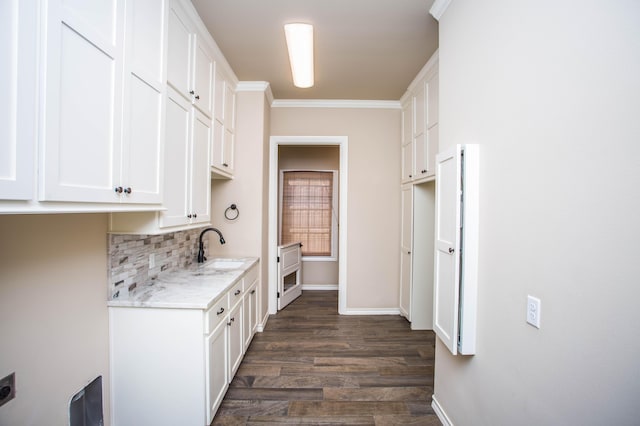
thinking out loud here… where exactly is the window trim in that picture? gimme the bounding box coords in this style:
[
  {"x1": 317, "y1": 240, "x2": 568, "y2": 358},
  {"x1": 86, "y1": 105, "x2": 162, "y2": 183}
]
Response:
[{"x1": 279, "y1": 169, "x2": 338, "y2": 261}]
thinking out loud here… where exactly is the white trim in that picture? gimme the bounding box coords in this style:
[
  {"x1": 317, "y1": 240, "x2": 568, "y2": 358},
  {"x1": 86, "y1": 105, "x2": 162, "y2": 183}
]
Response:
[
  {"x1": 236, "y1": 81, "x2": 274, "y2": 105},
  {"x1": 256, "y1": 310, "x2": 269, "y2": 333},
  {"x1": 432, "y1": 395, "x2": 454, "y2": 426},
  {"x1": 272, "y1": 99, "x2": 401, "y2": 109},
  {"x1": 341, "y1": 307, "x2": 401, "y2": 316},
  {"x1": 269, "y1": 136, "x2": 348, "y2": 316},
  {"x1": 301, "y1": 284, "x2": 339, "y2": 291},
  {"x1": 429, "y1": 0, "x2": 452, "y2": 21}
]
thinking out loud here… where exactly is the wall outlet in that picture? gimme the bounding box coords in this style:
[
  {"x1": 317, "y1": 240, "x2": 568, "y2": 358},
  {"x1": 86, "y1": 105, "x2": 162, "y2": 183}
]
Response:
[
  {"x1": 149, "y1": 253, "x2": 155, "y2": 269},
  {"x1": 527, "y1": 295, "x2": 541, "y2": 328},
  {"x1": 0, "y1": 372, "x2": 15, "y2": 407}
]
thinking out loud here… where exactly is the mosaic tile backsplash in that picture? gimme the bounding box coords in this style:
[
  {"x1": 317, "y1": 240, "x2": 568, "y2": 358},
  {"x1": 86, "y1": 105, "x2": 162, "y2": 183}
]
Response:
[{"x1": 108, "y1": 228, "x2": 208, "y2": 299}]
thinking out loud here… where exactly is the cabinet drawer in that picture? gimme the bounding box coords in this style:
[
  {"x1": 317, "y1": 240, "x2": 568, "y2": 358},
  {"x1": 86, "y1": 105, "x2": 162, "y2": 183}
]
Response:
[
  {"x1": 205, "y1": 297, "x2": 229, "y2": 334},
  {"x1": 243, "y1": 265, "x2": 258, "y2": 290},
  {"x1": 228, "y1": 279, "x2": 243, "y2": 308}
]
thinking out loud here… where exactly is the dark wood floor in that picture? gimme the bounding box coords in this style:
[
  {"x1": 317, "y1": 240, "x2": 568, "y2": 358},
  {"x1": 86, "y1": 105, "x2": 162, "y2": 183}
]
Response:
[{"x1": 212, "y1": 291, "x2": 440, "y2": 425}]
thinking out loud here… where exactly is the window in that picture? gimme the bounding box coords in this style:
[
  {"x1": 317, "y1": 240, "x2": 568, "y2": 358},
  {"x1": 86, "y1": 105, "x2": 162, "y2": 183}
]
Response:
[{"x1": 280, "y1": 170, "x2": 337, "y2": 258}]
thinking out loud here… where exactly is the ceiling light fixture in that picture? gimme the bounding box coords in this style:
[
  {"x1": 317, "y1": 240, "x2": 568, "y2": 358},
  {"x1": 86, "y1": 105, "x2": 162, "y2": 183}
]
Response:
[{"x1": 284, "y1": 23, "x2": 314, "y2": 88}]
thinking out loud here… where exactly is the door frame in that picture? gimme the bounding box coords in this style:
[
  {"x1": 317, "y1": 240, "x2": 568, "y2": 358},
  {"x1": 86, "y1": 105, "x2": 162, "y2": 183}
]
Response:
[{"x1": 268, "y1": 136, "x2": 348, "y2": 315}]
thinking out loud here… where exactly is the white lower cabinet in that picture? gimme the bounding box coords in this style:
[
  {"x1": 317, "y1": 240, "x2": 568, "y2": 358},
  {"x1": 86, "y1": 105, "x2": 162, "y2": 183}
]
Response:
[
  {"x1": 206, "y1": 319, "x2": 228, "y2": 423},
  {"x1": 110, "y1": 265, "x2": 259, "y2": 425}
]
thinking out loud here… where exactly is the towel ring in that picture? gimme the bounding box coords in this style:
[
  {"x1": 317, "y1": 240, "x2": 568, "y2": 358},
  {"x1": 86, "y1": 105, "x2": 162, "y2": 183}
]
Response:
[{"x1": 224, "y1": 204, "x2": 240, "y2": 221}]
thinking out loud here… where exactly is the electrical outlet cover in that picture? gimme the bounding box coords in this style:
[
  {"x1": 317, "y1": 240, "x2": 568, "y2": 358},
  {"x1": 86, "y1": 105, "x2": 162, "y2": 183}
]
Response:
[{"x1": 527, "y1": 295, "x2": 541, "y2": 328}]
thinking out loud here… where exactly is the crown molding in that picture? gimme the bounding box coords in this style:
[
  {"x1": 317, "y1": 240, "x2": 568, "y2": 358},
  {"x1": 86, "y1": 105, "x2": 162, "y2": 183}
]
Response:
[
  {"x1": 236, "y1": 81, "x2": 275, "y2": 105},
  {"x1": 271, "y1": 99, "x2": 401, "y2": 109},
  {"x1": 430, "y1": 0, "x2": 452, "y2": 21}
]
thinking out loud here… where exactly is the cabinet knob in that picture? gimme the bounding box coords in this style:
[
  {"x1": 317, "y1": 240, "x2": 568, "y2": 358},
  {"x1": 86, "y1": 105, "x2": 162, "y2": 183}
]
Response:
[
  {"x1": 234, "y1": 289, "x2": 241, "y2": 296},
  {"x1": 422, "y1": 169, "x2": 427, "y2": 174},
  {"x1": 449, "y1": 247, "x2": 455, "y2": 254},
  {"x1": 409, "y1": 174, "x2": 412, "y2": 178},
  {"x1": 250, "y1": 289, "x2": 256, "y2": 295},
  {"x1": 124, "y1": 187, "x2": 132, "y2": 194},
  {"x1": 189, "y1": 90, "x2": 195, "y2": 95},
  {"x1": 114, "y1": 186, "x2": 123, "y2": 194},
  {"x1": 187, "y1": 214, "x2": 192, "y2": 218},
  {"x1": 222, "y1": 163, "x2": 229, "y2": 168},
  {"x1": 193, "y1": 213, "x2": 197, "y2": 218},
  {"x1": 195, "y1": 95, "x2": 200, "y2": 100},
  {"x1": 216, "y1": 307, "x2": 225, "y2": 315}
]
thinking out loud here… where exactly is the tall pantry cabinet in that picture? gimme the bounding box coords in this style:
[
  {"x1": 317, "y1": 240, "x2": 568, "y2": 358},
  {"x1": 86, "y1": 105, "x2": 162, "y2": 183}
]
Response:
[{"x1": 399, "y1": 51, "x2": 439, "y2": 330}]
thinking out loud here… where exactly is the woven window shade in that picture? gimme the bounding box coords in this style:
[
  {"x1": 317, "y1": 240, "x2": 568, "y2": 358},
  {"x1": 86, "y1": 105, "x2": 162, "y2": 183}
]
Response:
[{"x1": 281, "y1": 171, "x2": 333, "y2": 256}]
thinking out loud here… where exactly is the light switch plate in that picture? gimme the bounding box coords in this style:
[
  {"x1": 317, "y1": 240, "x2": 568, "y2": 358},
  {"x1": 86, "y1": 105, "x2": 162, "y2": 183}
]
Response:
[{"x1": 527, "y1": 295, "x2": 541, "y2": 328}]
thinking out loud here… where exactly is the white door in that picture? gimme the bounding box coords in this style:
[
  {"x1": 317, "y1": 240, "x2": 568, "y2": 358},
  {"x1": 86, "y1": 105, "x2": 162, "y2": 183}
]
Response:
[
  {"x1": 277, "y1": 243, "x2": 302, "y2": 310},
  {"x1": 433, "y1": 144, "x2": 479, "y2": 356},
  {"x1": 433, "y1": 145, "x2": 463, "y2": 355}
]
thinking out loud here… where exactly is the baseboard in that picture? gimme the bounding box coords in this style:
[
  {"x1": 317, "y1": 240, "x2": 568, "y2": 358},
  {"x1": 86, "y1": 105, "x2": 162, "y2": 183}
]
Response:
[
  {"x1": 257, "y1": 311, "x2": 269, "y2": 332},
  {"x1": 432, "y1": 394, "x2": 454, "y2": 426},
  {"x1": 301, "y1": 284, "x2": 339, "y2": 291},
  {"x1": 341, "y1": 307, "x2": 401, "y2": 316}
]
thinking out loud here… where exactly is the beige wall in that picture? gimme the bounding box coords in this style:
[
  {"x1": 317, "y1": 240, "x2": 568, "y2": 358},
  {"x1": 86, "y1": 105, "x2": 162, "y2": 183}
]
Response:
[
  {"x1": 0, "y1": 214, "x2": 111, "y2": 426},
  {"x1": 434, "y1": 1, "x2": 640, "y2": 424},
  {"x1": 279, "y1": 146, "x2": 340, "y2": 286},
  {"x1": 210, "y1": 90, "x2": 270, "y2": 325},
  {"x1": 271, "y1": 107, "x2": 401, "y2": 310}
]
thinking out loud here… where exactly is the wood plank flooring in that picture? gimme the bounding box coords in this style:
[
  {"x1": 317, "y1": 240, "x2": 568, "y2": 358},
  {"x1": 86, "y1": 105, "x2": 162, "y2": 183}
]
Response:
[{"x1": 212, "y1": 291, "x2": 440, "y2": 425}]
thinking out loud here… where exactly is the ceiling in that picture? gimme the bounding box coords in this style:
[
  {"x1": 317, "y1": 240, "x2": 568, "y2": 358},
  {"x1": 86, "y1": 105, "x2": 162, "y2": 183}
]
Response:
[{"x1": 191, "y1": 0, "x2": 439, "y2": 101}]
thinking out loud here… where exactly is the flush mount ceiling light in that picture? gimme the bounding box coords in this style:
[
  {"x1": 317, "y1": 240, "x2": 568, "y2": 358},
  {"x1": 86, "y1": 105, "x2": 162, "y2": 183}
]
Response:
[{"x1": 284, "y1": 23, "x2": 314, "y2": 88}]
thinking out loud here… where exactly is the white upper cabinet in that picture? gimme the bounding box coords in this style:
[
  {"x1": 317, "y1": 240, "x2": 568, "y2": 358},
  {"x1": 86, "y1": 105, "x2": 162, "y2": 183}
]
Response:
[
  {"x1": 0, "y1": 0, "x2": 37, "y2": 201},
  {"x1": 121, "y1": 0, "x2": 167, "y2": 204},
  {"x1": 40, "y1": 0, "x2": 125, "y2": 203},
  {"x1": 401, "y1": 51, "x2": 438, "y2": 183},
  {"x1": 211, "y1": 68, "x2": 235, "y2": 178},
  {"x1": 167, "y1": 1, "x2": 214, "y2": 118},
  {"x1": 158, "y1": 87, "x2": 211, "y2": 229},
  {"x1": 40, "y1": 0, "x2": 166, "y2": 204}
]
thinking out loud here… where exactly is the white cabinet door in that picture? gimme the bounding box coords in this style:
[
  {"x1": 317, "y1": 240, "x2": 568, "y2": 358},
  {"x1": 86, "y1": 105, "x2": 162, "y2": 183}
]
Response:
[
  {"x1": 401, "y1": 99, "x2": 413, "y2": 183},
  {"x1": 399, "y1": 185, "x2": 413, "y2": 318},
  {"x1": 243, "y1": 281, "x2": 258, "y2": 351},
  {"x1": 167, "y1": 3, "x2": 191, "y2": 99},
  {"x1": 190, "y1": 109, "x2": 212, "y2": 224},
  {"x1": 41, "y1": 0, "x2": 125, "y2": 203},
  {"x1": 205, "y1": 319, "x2": 228, "y2": 425},
  {"x1": 227, "y1": 301, "x2": 243, "y2": 381},
  {"x1": 0, "y1": 0, "x2": 36, "y2": 200},
  {"x1": 160, "y1": 88, "x2": 191, "y2": 228},
  {"x1": 120, "y1": 0, "x2": 167, "y2": 204},
  {"x1": 434, "y1": 145, "x2": 479, "y2": 356},
  {"x1": 193, "y1": 39, "x2": 214, "y2": 117},
  {"x1": 211, "y1": 68, "x2": 235, "y2": 177},
  {"x1": 426, "y1": 72, "x2": 439, "y2": 128}
]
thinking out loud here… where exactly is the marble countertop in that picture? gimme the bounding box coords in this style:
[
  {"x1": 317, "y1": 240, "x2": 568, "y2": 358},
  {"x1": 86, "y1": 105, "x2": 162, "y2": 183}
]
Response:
[{"x1": 107, "y1": 257, "x2": 259, "y2": 310}]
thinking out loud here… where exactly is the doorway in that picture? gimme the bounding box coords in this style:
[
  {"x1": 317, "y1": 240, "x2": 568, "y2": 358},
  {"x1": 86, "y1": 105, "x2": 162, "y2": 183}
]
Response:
[{"x1": 268, "y1": 136, "x2": 348, "y2": 315}]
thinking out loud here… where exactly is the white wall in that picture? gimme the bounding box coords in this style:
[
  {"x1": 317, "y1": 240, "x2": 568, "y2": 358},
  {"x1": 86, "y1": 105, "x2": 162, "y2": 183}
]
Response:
[
  {"x1": 271, "y1": 107, "x2": 401, "y2": 310},
  {"x1": 433, "y1": 1, "x2": 640, "y2": 425},
  {"x1": 210, "y1": 89, "x2": 270, "y2": 325},
  {"x1": 0, "y1": 214, "x2": 111, "y2": 426}
]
